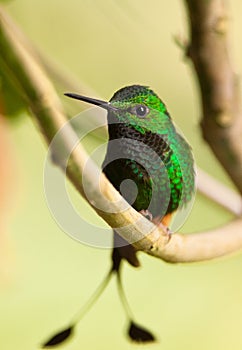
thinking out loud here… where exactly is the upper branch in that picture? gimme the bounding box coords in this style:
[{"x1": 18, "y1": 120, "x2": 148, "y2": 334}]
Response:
[{"x1": 184, "y1": 0, "x2": 242, "y2": 194}]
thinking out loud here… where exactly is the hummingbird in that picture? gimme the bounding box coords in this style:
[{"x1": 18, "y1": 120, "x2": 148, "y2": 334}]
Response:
[{"x1": 42, "y1": 85, "x2": 195, "y2": 347}]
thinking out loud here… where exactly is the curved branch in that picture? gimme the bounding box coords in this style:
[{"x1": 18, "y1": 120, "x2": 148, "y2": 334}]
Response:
[
  {"x1": 1, "y1": 5, "x2": 242, "y2": 264},
  {"x1": 184, "y1": 0, "x2": 242, "y2": 194},
  {"x1": 4, "y1": 4, "x2": 240, "y2": 214}
]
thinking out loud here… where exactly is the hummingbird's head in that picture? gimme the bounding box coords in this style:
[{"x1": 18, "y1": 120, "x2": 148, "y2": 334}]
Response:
[
  {"x1": 65, "y1": 85, "x2": 172, "y2": 135},
  {"x1": 108, "y1": 85, "x2": 171, "y2": 133}
]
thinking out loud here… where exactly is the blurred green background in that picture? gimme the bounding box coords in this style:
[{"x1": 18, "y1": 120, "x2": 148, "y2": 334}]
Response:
[{"x1": 1, "y1": 1, "x2": 242, "y2": 350}]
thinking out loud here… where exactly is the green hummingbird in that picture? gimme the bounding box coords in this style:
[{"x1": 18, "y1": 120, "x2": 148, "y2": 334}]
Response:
[{"x1": 42, "y1": 85, "x2": 195, "y2": 347}]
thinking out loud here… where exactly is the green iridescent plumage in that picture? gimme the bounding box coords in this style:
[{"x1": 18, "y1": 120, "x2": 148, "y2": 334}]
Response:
[{"x1": 102, "y1": 85, "x2": 195, "y2": 221}]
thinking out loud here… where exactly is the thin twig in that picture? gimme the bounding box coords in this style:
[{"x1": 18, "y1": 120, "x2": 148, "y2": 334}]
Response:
[{"x1": 197, "y1": 168, "x2": 242, "y2": 216}]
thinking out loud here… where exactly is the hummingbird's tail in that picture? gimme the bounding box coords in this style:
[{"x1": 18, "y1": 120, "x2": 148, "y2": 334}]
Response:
[
  {"x1": 41, "y1": 235, "x2": 155, "y2": 347},
  {"x1": 112, "y1": 241, "x2": 156, "y2": 343},
  {"x1": 41, "y1": 266, "x2": 113, "y2": 347}
]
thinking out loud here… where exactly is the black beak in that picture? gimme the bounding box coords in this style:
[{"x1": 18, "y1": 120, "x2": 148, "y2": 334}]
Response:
[{"x1": 64, "y1": 93, "x2": 118, "y2": 112}]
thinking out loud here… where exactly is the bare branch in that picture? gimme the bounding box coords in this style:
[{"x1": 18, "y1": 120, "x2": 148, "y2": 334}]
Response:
[
  {"x1": 184, "y1": 0, "x2": 242, "y2": 194},
  {"x1": 5, "y1": 3, "x2": 240, "y2": 214},
  {"x1": 1, "y1": 5, "x2": 242, "y2": 264}
]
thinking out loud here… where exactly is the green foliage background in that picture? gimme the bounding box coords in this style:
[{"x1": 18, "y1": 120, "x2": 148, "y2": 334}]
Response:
[{"x1": 1, "y1": 1, "x2": 242, "y2": 349}]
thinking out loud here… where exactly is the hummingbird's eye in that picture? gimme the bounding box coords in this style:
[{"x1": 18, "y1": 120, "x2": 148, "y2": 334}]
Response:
[{"x1": 130, "y1": 105, "x2": 149, "y2": 118}]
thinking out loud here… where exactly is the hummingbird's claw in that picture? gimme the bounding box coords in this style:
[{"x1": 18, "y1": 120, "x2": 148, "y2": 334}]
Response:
[
  {"x1": 139, "y1": 210, "x2": 172, "y2": 242},
  {"x1": 139, "y1": 209, "x2": 153, "y2": 221},
  {"x1": 158, "y1": 221, "x2": 172, "y2": 242}
]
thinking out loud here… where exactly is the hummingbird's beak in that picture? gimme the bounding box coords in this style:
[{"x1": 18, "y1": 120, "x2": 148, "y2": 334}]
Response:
[{"x1": 64, "y1": 93, "x2": 118, "y2": 112}]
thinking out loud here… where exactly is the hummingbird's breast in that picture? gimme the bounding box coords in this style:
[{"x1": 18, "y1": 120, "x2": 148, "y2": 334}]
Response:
[{"x1": 102, "y1": 122, "x2": 194, "y2": 220}]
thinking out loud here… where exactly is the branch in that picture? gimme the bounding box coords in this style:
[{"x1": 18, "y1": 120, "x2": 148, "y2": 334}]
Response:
[
  {"x1": 4, "y1": 4, "x2": 240, "y2": 214},
  {"x1": 184, "y1": 0, "x2": 242, "y2": 194},
  {"x1": 1, "y1": 5, "x2": 242, "y2": 264}
]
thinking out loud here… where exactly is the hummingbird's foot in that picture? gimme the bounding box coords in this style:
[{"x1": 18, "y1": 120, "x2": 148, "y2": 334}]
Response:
[
  {"x1": 156, "y1": 221, "x2": 172, "y2": 243},
  {"x1": 158, "y1": 221, "x2": 172, "y2": 236},
  {"x1": 139, "y1": 211, "x2": 172, "y2": 241},
  {"x1": 139, "y1": 209, "x2": 153, "y2": 221},
  {"x1": 151, "y1": 216, "x2": 172, "y2": 241}
]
